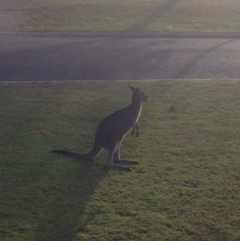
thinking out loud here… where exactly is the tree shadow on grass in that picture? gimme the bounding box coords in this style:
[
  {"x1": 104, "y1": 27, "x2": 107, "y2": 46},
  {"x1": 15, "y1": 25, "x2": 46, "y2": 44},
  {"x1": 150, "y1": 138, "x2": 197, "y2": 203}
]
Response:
[
  {"x1": 34, "y1": 160, "x2": 108, "y2": 241},
  {"x1": 175, "y1": 39, "x2": 236, "y2": 78},
  {"x1": 127, "y1": 0, "x2": 181, "y2": 31}
]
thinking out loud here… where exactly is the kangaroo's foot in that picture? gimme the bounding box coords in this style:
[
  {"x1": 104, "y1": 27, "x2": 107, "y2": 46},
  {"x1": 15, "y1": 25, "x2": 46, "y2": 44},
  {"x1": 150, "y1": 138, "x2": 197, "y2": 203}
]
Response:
[
  {"x1": 105, "y1": 163, "x2": 132, "y2": 171},
  {"x1": 114, "y1": 159, "x2": 139, "y2": 165}
]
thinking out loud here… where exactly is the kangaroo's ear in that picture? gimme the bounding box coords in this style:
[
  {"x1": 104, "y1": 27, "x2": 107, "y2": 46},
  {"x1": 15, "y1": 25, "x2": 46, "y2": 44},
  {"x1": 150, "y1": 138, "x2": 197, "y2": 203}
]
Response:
[
  {"x1": 129, "y1": 85, "x2": 140, "y2": 92},
  {"x1": 129, "y1": 85, "x2": 135, "y2": 92}
]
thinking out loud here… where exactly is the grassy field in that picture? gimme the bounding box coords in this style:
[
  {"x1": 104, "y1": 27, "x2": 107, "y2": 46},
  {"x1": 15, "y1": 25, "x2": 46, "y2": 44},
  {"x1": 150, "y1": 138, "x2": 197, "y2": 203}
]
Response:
[
  {"x1": 1, "y1": 80, "x2": 240, "y2": 241},
  {"x1": 1, "y1": 0, "x2": 240, "y2": 32}
]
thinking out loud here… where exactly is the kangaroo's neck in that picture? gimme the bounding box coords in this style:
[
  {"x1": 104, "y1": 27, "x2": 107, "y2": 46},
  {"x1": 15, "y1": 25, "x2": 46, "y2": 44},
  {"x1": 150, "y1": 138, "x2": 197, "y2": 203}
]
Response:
[{"x1": 128, "y1": 100, "x2": 142, "y2": 121}]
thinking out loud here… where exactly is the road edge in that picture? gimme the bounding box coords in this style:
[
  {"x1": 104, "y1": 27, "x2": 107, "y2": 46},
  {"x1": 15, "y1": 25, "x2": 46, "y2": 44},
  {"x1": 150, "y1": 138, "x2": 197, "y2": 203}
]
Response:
[{"x1": 1, "y1": 31, "x2": 240, "y2": 39}]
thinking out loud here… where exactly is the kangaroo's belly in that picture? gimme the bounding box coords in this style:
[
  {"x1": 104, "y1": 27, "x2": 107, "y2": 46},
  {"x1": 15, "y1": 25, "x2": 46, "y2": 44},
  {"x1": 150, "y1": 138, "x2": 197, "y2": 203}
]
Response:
[{"x1": 95, "y1": 120, "x2": 133, "y2": 149}]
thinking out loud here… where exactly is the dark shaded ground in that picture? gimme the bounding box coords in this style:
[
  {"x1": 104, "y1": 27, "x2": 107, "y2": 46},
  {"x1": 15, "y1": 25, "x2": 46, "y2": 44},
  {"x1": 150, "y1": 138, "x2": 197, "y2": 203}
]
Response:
[{"x1": 1, "y1": 32, "x2": 240, "y2": 81}]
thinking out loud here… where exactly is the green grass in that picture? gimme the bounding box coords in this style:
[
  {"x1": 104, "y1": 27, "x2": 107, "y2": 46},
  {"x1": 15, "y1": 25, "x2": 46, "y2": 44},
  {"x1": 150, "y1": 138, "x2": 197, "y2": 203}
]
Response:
[
  {"x1": 1, "y1": 80, "x2": 240, "y2": 241},
  {"x1": 1, "y1": 0, "x2": 240, "y2": 32}
]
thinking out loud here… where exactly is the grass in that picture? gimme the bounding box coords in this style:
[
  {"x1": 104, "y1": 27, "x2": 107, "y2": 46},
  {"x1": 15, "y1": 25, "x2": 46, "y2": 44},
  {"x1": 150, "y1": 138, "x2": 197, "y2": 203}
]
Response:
[
  {"x1": 1, "y1": 0, "x2": 240, "y2": 32},
  {"x1": 1, "y1": 80, "x2": 240, "y2": 241}
]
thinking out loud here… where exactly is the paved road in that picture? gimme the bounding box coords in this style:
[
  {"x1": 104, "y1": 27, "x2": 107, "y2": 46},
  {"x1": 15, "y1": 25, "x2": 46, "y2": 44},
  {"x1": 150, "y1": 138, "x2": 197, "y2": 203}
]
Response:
[{"x1": 1, "y1": 32, "x2": 240, "y2": 81}]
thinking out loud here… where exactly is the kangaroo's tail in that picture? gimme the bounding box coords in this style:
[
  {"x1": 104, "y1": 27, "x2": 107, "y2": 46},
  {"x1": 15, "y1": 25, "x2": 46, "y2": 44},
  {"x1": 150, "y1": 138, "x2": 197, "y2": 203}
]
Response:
[
  {"x1": 51, "y1": 150, "x2": 93, "y2": 161},
  {"x1": 51, "y1": 140, "x2": 103, "y2": 161}
]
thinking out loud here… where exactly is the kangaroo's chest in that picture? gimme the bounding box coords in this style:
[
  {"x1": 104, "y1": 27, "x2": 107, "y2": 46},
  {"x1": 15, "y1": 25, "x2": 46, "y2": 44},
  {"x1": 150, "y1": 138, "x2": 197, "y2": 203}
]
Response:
[{"x1": 130, "y1": 105, "x2": 142, "y2": 122}]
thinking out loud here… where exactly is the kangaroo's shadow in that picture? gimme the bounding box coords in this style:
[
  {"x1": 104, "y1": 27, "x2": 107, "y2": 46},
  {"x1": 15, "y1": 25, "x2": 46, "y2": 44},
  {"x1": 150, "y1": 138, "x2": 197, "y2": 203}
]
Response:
[{"x1": 34, "y1": 160, "x2": 108, "y2": 241}]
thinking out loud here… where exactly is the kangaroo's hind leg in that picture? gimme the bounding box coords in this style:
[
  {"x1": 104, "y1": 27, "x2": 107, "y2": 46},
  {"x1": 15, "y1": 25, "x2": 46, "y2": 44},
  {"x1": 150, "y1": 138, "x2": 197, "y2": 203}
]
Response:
[
  {"x1": 113, "y1": 145, "x2": 139, "y2": 165},
  {"x1": 106, "y1": 144, "x2": 132, "y2": 171}
]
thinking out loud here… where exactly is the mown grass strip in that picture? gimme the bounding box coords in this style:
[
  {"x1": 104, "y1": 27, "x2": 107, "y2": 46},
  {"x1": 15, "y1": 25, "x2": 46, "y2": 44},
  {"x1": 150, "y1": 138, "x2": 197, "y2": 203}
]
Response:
[{"x1": 1, "y1": 0, "x2": 240, "y2": 33}]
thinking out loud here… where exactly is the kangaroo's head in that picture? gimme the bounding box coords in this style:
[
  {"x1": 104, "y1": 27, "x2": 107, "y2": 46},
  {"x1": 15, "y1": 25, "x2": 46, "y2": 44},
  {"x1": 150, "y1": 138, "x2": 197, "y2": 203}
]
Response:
[{"x1": 129, "y1": 85, "x2": 148, "y2": 103}]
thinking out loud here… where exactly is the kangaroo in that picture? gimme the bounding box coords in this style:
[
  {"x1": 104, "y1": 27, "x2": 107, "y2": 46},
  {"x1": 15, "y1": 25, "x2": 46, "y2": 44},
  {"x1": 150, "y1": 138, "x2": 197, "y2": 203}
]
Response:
[{"x1": 51, "y1": 86, "x2": 148, "y2": 171}]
